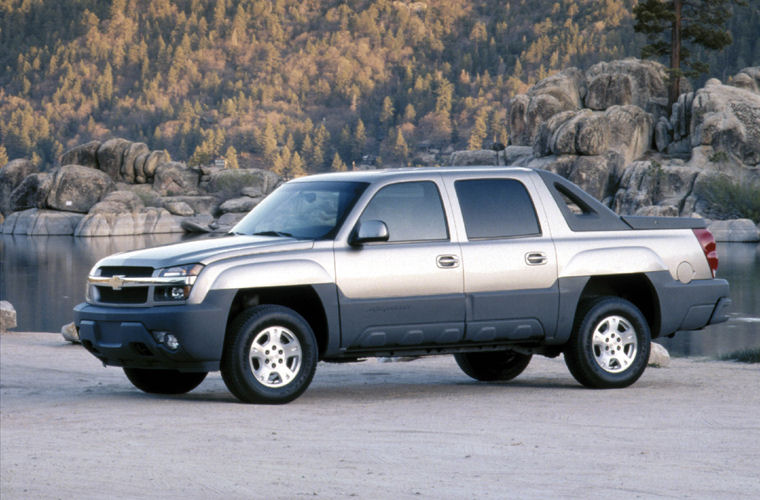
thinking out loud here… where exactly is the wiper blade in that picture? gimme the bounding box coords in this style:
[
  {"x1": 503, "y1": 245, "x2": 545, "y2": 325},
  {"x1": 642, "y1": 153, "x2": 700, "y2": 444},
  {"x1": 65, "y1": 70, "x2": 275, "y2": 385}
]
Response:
[{"x1": 251, "y1": 231, "x2": 293, "y2": 237}]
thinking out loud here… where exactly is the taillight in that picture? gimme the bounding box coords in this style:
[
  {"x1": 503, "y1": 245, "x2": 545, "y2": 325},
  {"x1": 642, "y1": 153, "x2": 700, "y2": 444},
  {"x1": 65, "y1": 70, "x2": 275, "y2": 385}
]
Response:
[{"x1": 693, "y1": 228, "x2": 718, "y2": 277}]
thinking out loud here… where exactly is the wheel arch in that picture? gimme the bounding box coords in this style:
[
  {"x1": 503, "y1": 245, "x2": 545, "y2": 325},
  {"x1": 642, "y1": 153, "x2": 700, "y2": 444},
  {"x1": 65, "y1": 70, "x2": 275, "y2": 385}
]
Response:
[
  {"x1": 224, "y1": 284, "x2": 338, "y2": 358},
  {"x1": 574, "y1": 274, "x2": 661, "y2": 339}
]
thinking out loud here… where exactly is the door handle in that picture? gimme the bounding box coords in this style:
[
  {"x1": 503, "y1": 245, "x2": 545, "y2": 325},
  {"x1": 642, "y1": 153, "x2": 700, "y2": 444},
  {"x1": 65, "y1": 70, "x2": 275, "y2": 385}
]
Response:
[
  {"x1": 525, "y1": 252, "x2": 547, "y2": 265},
  {"x1": 436, "y1": 255, "x2": 460, "y2": 268}
]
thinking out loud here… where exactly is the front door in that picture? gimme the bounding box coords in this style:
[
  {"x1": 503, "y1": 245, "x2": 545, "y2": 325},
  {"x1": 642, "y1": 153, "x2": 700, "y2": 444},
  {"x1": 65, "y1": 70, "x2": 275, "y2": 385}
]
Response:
[{"x1": 334, "y1": 180, "x2": 465, "y2": 350}]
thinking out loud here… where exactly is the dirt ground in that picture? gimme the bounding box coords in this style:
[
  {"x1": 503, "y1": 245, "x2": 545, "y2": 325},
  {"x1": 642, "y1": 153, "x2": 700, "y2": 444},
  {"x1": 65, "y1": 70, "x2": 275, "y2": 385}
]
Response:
[{"x1": 1, "y1": 331, "x2": 759, "y2": 499}]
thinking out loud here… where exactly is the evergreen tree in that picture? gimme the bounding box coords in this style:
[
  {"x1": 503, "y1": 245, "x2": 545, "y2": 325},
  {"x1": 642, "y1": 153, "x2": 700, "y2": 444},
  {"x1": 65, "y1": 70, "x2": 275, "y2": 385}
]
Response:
[
  {"x1": 225, "y1": 145, "x2": 239, "y2": 169},
  {"x1": 330, "y1": 152, "x2": 347, "y2": 172},
  {"x1": 634, "y1": 0, "x2": 743, "y2": 105}
]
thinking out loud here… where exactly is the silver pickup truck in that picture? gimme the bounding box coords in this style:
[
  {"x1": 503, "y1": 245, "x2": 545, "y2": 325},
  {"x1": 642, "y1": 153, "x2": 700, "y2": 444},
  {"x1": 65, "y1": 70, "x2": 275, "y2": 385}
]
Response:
[{"x1": 74, "y1": 167, "x2": 730, "y2": 403}]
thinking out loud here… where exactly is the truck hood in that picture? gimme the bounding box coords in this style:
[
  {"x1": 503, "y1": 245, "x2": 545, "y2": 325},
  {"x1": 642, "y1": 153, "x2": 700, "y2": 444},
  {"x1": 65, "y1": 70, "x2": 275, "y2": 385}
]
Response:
[{"x1": 94, "y1": 235, "x2": 315, "y2": 270}]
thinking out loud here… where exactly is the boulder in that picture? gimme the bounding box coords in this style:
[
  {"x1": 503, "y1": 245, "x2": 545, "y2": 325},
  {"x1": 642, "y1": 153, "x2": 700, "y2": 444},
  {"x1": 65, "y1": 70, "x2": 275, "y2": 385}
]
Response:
[
  {"x1": 604, "y1": 105, "x2": 654, "y2": 164},
  {"x1": 181, "y1": 215, "x2": 215, "y2": 233},
  {"x1": 0, "y1": 300, "x2": 17, "y2": 333},
  {"x1": 121, "y1": 142, "x2": 149, "y2": 184},
  {"x1": 219, "y1": 196, "x2": 263, "y2": 213},
  {"x1": 46, "y1": 165, "x2": 115, "y2": 213},
  {"x1": 448, "y1": 149, "x2": 499, "y2": 166},
  {"x1": 0, "y1": 158, "x2": 37, "y2": 215},
  {"x1": 528, "y1": 154, "x2": 613, "y2": 201},
  {"x1": 508, "y1": 68, "x2": 586, "y2": 146},
  {"x1": 585, "y1": 59, "x2": 669, "y2": 117},
  {"x1": 205, "y1": 168, "x2": 280, "y2": 199},
  {"x1": 670, "y1": 92, "x2": 695, "y2": 142},
  {"x1": 9, "y1": 172, "x2": 51, "y2": 212},
  {"x1": 96, "y1": 138, "x2": 132, "y2": 181},
  {"x1": 161, "y1": 195, "x2": 217, "y2": 215},
  {"x1": 134, "y1": 152, "x2": 150, "y2": 183},
  {"x1": 731, "y1": 67, "x2": 760, "y2": 94},
  {"x1": 0, "y1": 208, "x2": 84, "y2": 235},
  {"x1": 707, "y1": 219, "x2": 760, "y2": 242},
  {"x1": 75, "y1": 207, "x2": 183, "y2": 237},
  {"x1": 59, "y1": 141, "x2": 101, "y2": 168},
  {"x1": 613, "y1": 161, "x2": 698, "y2": 216},
  {"x1": 534, "y1": 110, "x2": 610, "y2": 157},
  {"x1": 61, "y1": 322, "x2": 80, "y2": 343},
  {"x1": 648, "y1": 342, "x2": 671, "y2": 368},
  {"x1": 690, "y1": 79, "x2": 760, "y2": 166},
  {"x1": 504, "y1": 146, "x2": 534, "y2": 166},
  {"x1": 164, "y1": 200, "x2": 195, "y2": 216},
  {"x1": 143, "y1": 150, "x2": 169, "y2": 179},
  {"x1": 88, "y1": 190, "x2": 145, "y2": 215},
  {"x1": 655, "y1": 116, "x2": 672, "y2": 152},
  {"x1": 153, "y1": 161, "x2": 200, "y2": 196}
]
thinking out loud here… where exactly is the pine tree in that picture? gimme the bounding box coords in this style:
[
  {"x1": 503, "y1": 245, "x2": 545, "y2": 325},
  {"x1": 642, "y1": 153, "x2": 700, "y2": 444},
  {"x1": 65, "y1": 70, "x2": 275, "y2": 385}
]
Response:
[
  {"x1": 225, "y1": 145, "x2": 239, "y2": 169},
  {"x1": 634, "y1": 0, "x2": 743, "y2": 105},
  {"x1": 331, "y1": 152, "x2": 347, "y2": 172}
]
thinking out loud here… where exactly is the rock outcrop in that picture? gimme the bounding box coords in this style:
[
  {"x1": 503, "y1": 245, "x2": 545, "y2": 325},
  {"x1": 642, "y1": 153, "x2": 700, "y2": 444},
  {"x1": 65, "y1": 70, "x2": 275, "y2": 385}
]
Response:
[
  {"x1": 1, "y1": 138, "x2": 284, "y2": 236},
  {"x1": 0, "y1": 159, "x2": 37, "y2": 215}
]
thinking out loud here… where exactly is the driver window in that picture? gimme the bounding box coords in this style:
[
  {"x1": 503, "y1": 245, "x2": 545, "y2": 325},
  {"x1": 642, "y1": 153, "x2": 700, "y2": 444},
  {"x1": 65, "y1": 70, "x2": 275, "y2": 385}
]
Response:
[{"x1": 358, "y1": 181, "x2": 448, "y2": 242}]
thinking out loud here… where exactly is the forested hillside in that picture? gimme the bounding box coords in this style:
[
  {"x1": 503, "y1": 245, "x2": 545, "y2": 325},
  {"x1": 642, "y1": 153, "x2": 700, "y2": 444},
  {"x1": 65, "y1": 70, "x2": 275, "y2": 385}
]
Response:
[{"x1": 1, "y1": 0, "x2": 758, "y2": 173}]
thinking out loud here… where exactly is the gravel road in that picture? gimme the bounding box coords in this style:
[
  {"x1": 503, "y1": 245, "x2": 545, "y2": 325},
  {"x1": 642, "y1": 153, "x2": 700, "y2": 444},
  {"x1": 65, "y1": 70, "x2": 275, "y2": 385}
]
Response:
[{"x1": 2, "y1": 331, "x2": 759, "y2": 499}]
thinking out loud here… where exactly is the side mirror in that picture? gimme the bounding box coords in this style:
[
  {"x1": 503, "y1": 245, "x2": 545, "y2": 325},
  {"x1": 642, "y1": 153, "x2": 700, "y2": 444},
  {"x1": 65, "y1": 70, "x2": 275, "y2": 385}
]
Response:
[{"x1": 350, "y1": 220, "x2": 389, "y2": 246}]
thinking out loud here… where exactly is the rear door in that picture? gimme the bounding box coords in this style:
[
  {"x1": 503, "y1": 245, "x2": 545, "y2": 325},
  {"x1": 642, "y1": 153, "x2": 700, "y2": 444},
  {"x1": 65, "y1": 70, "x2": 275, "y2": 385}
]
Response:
[{"x1": 446, "y1": 173, "x2": 559, "y2": 341}]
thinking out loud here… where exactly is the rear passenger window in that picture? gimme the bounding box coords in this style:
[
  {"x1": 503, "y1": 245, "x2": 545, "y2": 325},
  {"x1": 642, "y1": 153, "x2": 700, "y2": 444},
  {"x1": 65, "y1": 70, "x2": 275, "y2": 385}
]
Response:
[
  {"x1": 359, "y1": 181, "x2": 448, "y2": 242},
  {"x1": 455, "y1": 179, "x2": 541, "y2": 239}
]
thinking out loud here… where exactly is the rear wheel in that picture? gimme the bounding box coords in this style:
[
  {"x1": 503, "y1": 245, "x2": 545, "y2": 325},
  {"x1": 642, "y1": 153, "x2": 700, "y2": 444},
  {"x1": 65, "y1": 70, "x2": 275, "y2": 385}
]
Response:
[
  {"x1": 221, "y1": 305, "x2": 318, "y2": 404},
  {"x1": 564, "y1": 297, "x2": 651, "y2": 388},
  {"x1": 123, "y1": 368, "x2": 207, "y2": 394},
  {"x1": 454, "y1": 350, "x2": 532, "y2": 382}
]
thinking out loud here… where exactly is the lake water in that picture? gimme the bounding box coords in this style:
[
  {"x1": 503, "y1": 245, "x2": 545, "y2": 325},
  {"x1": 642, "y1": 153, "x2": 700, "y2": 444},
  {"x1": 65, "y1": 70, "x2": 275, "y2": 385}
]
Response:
[{"x1": 1, "y1": 234, "x2": 758, "y2": 358}]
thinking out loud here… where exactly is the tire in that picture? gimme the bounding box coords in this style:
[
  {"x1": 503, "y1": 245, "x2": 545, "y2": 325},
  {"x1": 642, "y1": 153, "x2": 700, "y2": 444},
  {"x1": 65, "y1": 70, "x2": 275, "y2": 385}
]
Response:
[
  {"x1": 454, "y1": 350, "x2": 532, "y2": 382},
  {"x1": 564, "y1": 297, "x2": 651, "y2": 389},
  {"x1": 123, "y1": 368, "x2": 207, "y2": 395},
  {"x1": 221, "y1": 305, "x2": 318, "y2": 404}
]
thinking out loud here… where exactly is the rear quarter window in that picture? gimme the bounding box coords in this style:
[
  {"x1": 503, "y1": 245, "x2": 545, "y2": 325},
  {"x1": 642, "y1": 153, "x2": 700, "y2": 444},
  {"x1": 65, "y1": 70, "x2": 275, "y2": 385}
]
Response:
[{"x1": 455, "y1": 178, "x2": 541, "y2": 239}]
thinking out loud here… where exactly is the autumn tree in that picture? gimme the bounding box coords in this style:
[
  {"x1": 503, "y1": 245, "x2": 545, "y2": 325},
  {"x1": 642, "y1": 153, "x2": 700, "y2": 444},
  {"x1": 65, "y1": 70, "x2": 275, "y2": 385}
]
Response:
[{"x1": 634, "y1": 0, "x2": 743, "y2": 105}]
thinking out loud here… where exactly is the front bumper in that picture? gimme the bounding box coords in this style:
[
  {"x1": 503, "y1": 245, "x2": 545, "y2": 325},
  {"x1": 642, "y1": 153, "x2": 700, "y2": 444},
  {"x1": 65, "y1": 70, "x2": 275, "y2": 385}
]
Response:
[{"x1": 74, "y1": 290, "x2": 236, "y2": 372}]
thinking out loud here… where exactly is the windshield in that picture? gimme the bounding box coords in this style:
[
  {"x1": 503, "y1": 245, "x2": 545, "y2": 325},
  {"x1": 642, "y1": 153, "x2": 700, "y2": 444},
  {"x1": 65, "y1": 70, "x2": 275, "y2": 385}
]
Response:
[{"x1": 231, "y1": 180, "x2": 369, "y2": 240}]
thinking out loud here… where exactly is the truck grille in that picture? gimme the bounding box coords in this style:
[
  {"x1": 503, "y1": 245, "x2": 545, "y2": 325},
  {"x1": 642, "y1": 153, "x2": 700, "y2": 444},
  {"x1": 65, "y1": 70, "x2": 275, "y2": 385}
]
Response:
[{"x1": 94, "y1": 267, "x2": 154, "y2": 304}]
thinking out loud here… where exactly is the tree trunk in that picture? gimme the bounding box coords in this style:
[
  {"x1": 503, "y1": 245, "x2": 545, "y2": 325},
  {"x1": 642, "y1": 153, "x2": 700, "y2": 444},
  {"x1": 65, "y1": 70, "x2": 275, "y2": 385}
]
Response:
[{"x1": 669, "y1": 0, "x2": 683, "y2": 109}]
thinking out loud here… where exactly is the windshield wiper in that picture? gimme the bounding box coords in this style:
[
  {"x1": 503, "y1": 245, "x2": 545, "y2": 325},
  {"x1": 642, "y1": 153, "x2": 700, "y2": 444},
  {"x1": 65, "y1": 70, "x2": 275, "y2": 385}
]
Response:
[{"x1": 251, "y1": 231, "x2": 293, "y2": 237}]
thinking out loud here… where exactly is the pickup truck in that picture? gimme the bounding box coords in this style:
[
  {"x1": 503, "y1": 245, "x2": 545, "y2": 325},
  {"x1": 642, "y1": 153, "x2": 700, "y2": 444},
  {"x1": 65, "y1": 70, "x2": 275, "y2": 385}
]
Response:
[{"x1": 74, "y1": 167, "x2": 730, "y2": 404}]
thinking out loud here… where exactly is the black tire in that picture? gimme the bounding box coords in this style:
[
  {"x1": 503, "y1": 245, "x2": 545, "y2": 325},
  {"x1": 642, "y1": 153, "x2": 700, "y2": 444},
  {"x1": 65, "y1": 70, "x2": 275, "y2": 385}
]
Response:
[
  {"x1": 454, "y1": 350, "x2": 532, "y2": 382},
  {"x1": 123, "y1": 368, "x2": 207, "y2": 395},
  {"x1": 221, "y1": 305, "x2": 318, "y2": 404},
  {"x1": 564, "y1": 297, "x2": 651, "y2": 389}
]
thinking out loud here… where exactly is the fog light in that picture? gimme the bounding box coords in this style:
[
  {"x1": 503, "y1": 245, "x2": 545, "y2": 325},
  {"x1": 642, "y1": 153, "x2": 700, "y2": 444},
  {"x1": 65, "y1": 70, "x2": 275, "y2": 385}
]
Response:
[
  {"x1": 170, "y1": 287, "x2": 185, "y2": 300},
  {"x1": 151, "y1": 330, "x2": 168, "y2": 343},
  {"x1": 165, "y1": 334, "x2": 180, "y2": 350}
]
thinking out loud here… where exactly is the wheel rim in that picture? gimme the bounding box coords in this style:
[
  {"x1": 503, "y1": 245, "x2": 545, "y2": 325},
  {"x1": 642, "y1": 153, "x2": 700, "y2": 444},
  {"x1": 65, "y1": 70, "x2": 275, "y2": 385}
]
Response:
[
  {"x1": 591, "y1": 315, "x2": 638, "y2": 374},
  {"x1": 248, "y1": 326, "x2": 303, "y2": 388}
]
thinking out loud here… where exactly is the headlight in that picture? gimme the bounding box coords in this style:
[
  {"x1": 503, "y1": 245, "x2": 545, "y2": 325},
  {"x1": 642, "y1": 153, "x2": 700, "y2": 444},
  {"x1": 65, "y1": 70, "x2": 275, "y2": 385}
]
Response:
[{"x1": 155, "y1": 264, "x2": 204, "y2": 301}]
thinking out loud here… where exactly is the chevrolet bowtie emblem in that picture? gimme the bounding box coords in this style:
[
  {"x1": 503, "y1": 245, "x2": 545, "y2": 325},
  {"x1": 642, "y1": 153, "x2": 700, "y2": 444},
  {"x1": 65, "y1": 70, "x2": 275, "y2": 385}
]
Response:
[{"x1": 109, "y1": 275, "x2": 126, "y2": 290}]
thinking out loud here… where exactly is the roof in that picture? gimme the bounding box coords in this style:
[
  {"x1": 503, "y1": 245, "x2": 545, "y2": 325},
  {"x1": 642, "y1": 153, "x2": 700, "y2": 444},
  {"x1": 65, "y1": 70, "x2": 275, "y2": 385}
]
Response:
[{"x1": 290, "y1": 165, "x2": 533, "y2": 183}]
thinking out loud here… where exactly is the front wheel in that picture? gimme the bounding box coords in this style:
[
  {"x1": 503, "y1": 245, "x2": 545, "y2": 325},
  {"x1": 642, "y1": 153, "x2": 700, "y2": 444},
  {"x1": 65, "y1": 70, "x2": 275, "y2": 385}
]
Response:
[
  {"x1": 454, "y1": 350, "x2": 532, "y2": 382},
  {"x1": 564, "y1": 297, "x2": 651, "y2": 389},
  {"x1": 123, "y1": 368, "x2": 207, "y2": 394},
  {"x1": 221, "y1": 305, "x2": 318, "y2": 404}
]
